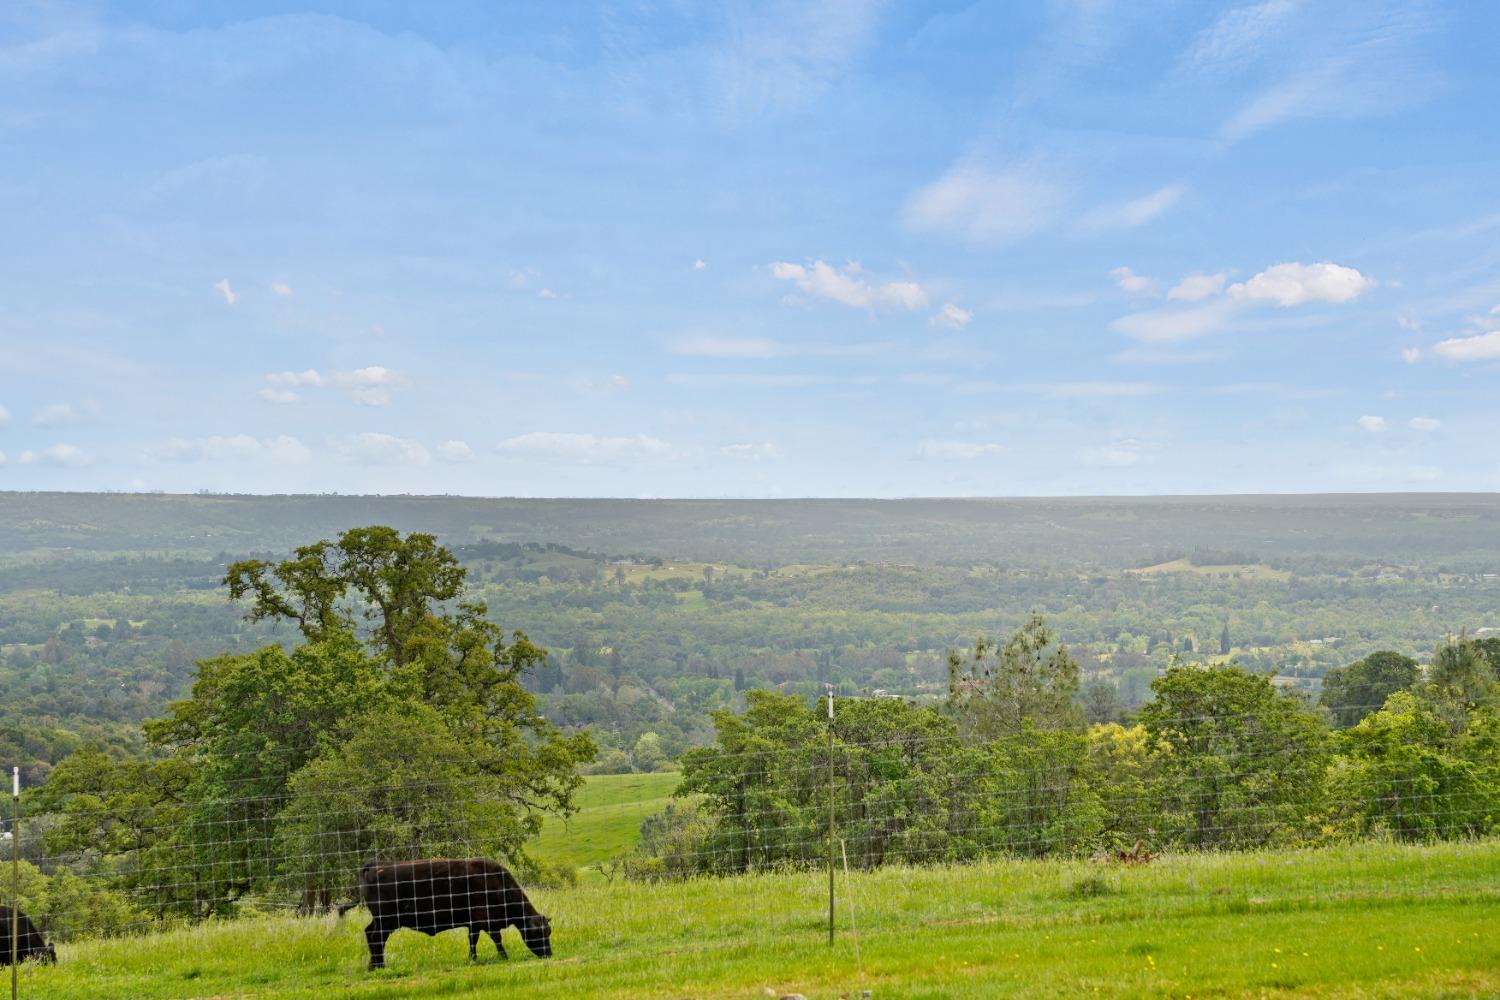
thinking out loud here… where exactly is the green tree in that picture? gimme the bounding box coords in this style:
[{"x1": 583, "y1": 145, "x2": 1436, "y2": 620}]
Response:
[
  {"x1": 1328, "y1": 692, "x2": 1499, "y2": 840},
  {"x1": 1219, "y1": 622, "x2": 1231, "y2": 656},
  {"x1": 1080, "y1": 679, "x2": 1124, "y2": 725},
  {"x1": 274, "y1": 703, "x2": 533, "y2": 900},
  {"x1": 947, "y1": 613, "x2": 1082, "y2": 739},
  {"x1": 1140, "y1": 665, "x2": 1328, "y2": 849},
  {"x1": 1423, "y1": 633, "x2": 1499, "y2": 733},
  {"x1": 1320, "y1": 651, "x2": 1418, "y2": 728}
]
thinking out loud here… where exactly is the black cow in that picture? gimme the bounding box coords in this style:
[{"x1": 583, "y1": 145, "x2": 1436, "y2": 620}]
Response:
[
  {"x1": 0, "y1": 906, "x2": 56, "y2": 966},
  {"x1": 341, "y1": 858, "x2": 552, "y2": 969}
]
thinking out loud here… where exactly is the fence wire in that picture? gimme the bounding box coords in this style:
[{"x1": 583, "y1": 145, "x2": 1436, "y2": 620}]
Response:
[{"x1": 4, "y1": 702, "x2": 1499, "y2": 990}]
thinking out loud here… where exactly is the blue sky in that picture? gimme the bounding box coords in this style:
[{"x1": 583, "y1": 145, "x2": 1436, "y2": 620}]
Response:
[{"x1": 2, "y1": 0, "x2": 1498, "y2": 497}]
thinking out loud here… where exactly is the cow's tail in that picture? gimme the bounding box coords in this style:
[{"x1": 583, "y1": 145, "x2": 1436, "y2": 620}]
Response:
[{"x1": 336, "y1": 858, "x2": 380, "y2": 918}]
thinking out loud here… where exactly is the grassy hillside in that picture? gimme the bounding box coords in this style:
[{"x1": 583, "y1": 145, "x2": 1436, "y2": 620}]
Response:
[
  {"x1": 21, "y1": 839, "x2": 1500, "y2": 999},
  {"x1": 530, "y1": 771, "x2": 680, "y2": 872}
]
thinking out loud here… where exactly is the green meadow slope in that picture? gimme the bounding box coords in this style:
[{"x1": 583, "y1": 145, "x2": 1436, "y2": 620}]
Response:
[
  {"x1": 530, "y1": 771, "x2": 680, "y2": 873},
  {"x1": 21, "y1": 839, "x2": 1500, "y2": 1000}
]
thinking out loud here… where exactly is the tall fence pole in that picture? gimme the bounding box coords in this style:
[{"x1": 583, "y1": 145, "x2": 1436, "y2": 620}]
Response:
[
  {"x1": 826, "y1": 687, "x2": 835, "y2": 946},
  {"x1": 11, "y1": 766, "x2": 19, "y2": 1000}
]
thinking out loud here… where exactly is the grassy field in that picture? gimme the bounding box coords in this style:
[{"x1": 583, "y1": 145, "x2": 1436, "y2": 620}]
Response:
[
  {"x1": 20, "y1": 839, "x2": 1500, "y2": 999},
  {"x1": 529, "y1": 771, "x2": 681, "y2": 873}
]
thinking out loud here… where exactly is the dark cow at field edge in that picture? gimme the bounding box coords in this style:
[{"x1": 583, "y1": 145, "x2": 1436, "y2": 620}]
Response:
[
  {"x1": 1, "y1": 906, "x2": 57, "y2": 965},
  {"x1": 339, "y1": 857, "x2": 552, "y2": 969}
]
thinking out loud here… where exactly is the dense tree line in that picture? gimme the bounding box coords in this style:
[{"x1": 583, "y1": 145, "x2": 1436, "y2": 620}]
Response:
[{"x1": 623, "y1": 626, "x2": 1500, "y2": 879}]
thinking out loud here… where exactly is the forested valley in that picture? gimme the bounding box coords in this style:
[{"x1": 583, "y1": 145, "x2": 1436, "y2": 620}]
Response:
[{"x1": 5, "y1": 493, "x2": 1499, "y2": 783}]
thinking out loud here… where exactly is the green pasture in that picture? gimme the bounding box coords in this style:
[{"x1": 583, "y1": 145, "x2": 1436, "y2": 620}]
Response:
[
  {"x1": 20, "y1": 838, "x2": 1500, "y2": 999},
  {"x1": 529, "y1": 771, "x2": 681, "y2": 873}
]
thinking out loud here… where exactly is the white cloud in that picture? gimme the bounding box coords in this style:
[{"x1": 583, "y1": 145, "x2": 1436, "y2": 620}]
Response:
[
  {"x1": 1401, "y1": 347, "x2": 1422, "y2": 364},
  {"x1": 538, "y1": 288, "x2": 559, "y2": 299},
  {"x1": 1082, "y1": 184, "x2": 1185, "y2": 231},
  {"x1": 496, "y1": 432, "x2": 672, "y2": 464},
  {"x1": 266, "y1": 369, "x2": 325, "y2": 386},
  {"x1": 916, "y1": 440, "x2": 1006, "y2": 461},
  {"x1": 931, "y1": 303, "x2": 972, "y2": 329},
  {"x1": 1228, "y1": 262, "x2": 1374, "y2": 306},
  {"x1": 33, "y1": 403, "x2": 85, "y2": 428},
  {"x1": 263, "y1": 367, "x2": 408, "y2": 405},
  {"x1": 0, "y1": 404, "x2": 10, "y2": 429},
  {"x1": 1111, "y1": 267, "x2": 1156, "y2": 295},
  {"x1": 694, "y1": 259, "x2": 707, "y2": 271},
  {"x1": 720, "y1": 442, "x2": 783, "y2": 460},
  {"x1": 436, "y1": 440, "x2": 474, "y2": 463},
  {"x1": 1409, "y1": 417, "x2": 1441, "y2": 431},
  {"x1": 258, "y1": 388, "x2": 299, "y2": 404},
  {"x1": 1188, "y1": 0, "x2": 1302, "y2": 70},
  {"x1": 214, "y1": 279, "x2": 238, "y2": 305},
  {"x1": 1357, "y1": 415, "x2": 1387, "y2": 433},
  {"x1": 1168, "y1": 272, "x2": 1228, "y2": 302},
  {"x1": 271, "y1": 282, "x2": 293, "y2": 297},
  {"x1": 18, "y1": 444, "x2": 89, "y2": 467},
  {"x1": 770, "y1": 260, "x2": 927, "y2": 311},
  {"x1": 1110, "y1": 299, "x2": 1237, "y2": 342},
  {"x1": 334, "y1": 433, "x2": 430, "y2": 466},
  {"x1": 153, "y1": 434, "x2": 311, "y2": 463},
  {"x1": 902, "y1": 161, "x2": 1066, "y2": 244},
  {"x1": 1431, "y1": 330, "x2": 1500, "y2": 362}
]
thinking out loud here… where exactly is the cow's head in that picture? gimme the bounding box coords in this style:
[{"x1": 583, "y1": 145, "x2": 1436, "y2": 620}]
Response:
[
  {"x1": 520, "y1": 912, "x2": 552, "y2": 958},
  {"x1": 39, "y1": 941, "x2": 57, "y2": 964}
]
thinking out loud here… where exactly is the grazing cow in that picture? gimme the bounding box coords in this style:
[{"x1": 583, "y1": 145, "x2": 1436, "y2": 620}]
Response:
[
  {"x1": 342, "y1": 858, "x2": 552, "y2": 969},
  {"x1": 0, "y1": 906, "x2": 56, "y2": 966}
]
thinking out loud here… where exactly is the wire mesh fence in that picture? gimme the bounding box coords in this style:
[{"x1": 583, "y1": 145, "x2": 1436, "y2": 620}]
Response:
[{"x1": 5, "y1": 700, "x2": 1499, "y2": 993}]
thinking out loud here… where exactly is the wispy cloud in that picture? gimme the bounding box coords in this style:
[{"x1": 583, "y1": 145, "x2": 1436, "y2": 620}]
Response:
[
  {"x1": 1168, "y1": 272, "x2": 1228, "y2": 302},
  {"x1": 1409, "y1": 416, "x2": 1441, "y2": 431},
  {"x1": 496, "y1": 432, "x2": 672, "y2": 463},
  {"x1": 1111, "y1": 267, "x2": 1157, "y2": 295},
  {"x1": 436, "y1": 440, "x2": 474, "y2": 462},
  {"x1": 930, "y1": 303, "x2": 972, "y2": 329},
  {"x1": 1082, "y1": 184, "x2": 1185, "y2": 231},
  {"x1": 902, "y1": 161, "x2": 1067, "y2": 245},
  {"x1": 32, "y1": 402, "x2": 86, "y2": 427},
  {"x1": 916, "y1": 440, "x2": 1006, "y2": 461},
  {"x1": 333, "y1": 433, "x2": 430, "y2": 466},
  {"x1": 18, "y1": 444, "x2": 89, "y2": 467},
  {"x1": 1110, "y1": 299, "x2": 1237, "y2": 342},
  {"x1": 263, "y1": 366, "x2": 410, "y2": 406},
  {"x1": 1208, "y1": 2, "x2": 1441, "y2": 142},
  {"x1": 271, "y1": 282, "x2": 293, "y2": 296},
  {"x1": 1357, "y1": 415, "x2": 1387, "y2": 432},
  {"x1": 213, "y1": 278, "x2": 237, "y2": 305},
  {"x1": 720, "y1": 442, "x2": 783, "y2": 460},
  {"x1": 770, "y1": 260, "x2": 927, "y2": 311},
  {"x1": 712, "y1": 0, "x2": 882, "y2": 119}
]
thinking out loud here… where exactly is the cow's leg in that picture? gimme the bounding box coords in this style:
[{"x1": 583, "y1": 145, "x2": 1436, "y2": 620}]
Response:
[
  {"x1": 365, "y1": 919, "x2": 392, "y2": 970},
  {"x1": 489, "y1": 923, "x2": 508, "y2": 960},
  {"x1": 468, "y1": 925, "x2": 480, "y2": 962}
]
